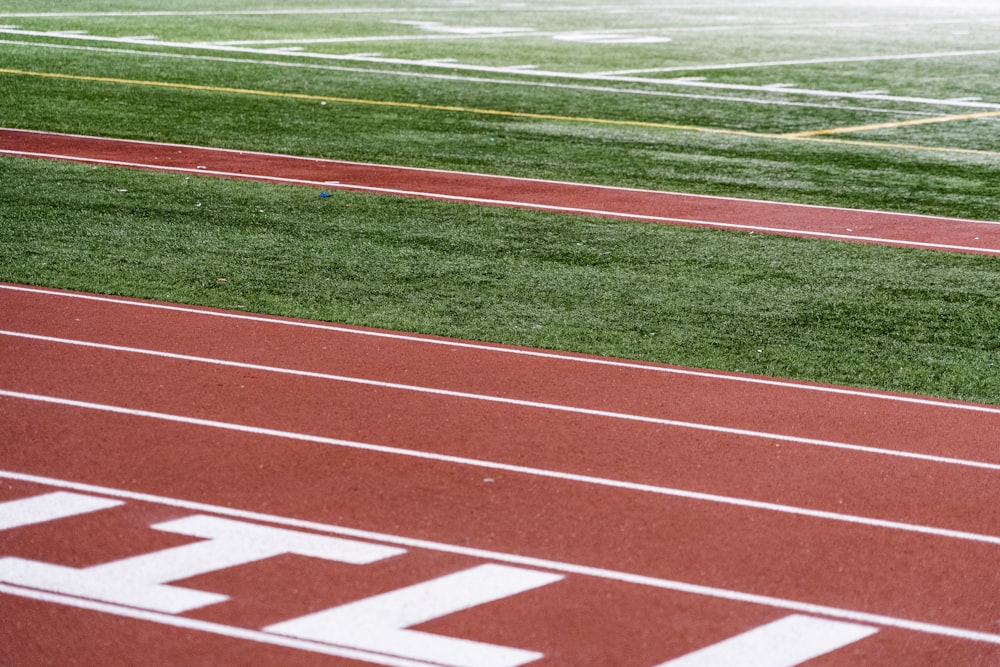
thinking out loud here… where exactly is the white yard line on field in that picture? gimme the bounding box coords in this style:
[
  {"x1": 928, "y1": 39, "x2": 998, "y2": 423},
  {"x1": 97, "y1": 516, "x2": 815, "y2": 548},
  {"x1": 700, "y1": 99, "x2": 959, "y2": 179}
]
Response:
[
  {"x1": 0, "y1": 39, "x2": 950, "y2": 118},
  {"x1": 3, "y1": 29, "x2": 997, "y2": 112},
  {"x1": 0, "y1": 6, "x2": 626, "y2": 19},
  {"x1": 597, "y1": 48, "x2": 1000, "y2": 76}
]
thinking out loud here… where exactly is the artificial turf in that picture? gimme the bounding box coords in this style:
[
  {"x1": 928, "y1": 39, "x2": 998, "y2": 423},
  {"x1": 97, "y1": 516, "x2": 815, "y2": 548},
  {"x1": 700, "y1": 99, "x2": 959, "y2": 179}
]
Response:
[{"x1": 3, "y1": 156, "x2": 998, "y2": 404}]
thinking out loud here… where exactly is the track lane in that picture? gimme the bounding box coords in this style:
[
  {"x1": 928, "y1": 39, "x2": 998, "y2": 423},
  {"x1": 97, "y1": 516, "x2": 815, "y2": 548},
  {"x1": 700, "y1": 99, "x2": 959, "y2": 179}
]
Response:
[
  {"x1": 2, "y1": 335, "x2": 998, "y2": 540},
  {"x1": 2, "y1": 285, "x2": 999, "y2": 665},
  {"x1": 3, "y1": 128, "x2": 999, "y2": 254},
  {"x1": 3, "y1": 482, "x2": 994, "y2": 667},
  {"x1": 4, "y1": 284, "x2": 998, "y2": 464}
]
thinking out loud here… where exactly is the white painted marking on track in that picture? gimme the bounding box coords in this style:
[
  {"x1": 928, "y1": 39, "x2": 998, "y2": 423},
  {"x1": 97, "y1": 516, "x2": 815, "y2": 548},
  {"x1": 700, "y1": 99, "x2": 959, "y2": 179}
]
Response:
[
  {"x1": 653, "y1": 614, "x2": 878, "y2": 667},
  {"x1": 3, "y1": 282, "x2": 999, "y2": 415},
  {"x1": 0, "y1": 491, "x2": 122, "y2": 530},
  {"x1": 1, "y1": 389, "x2": 998, "y2": 546},
  {"x1": 4, "y1": 329, "x2": 997, "y2": 471},
  {"x1": 0, "y1": 514, "x2": 402, "y2": 613},
  {"x1": 2, "y1": 470, "x2": 999, "y2": 647},
  {"x1": 0, "y1": 584, "x2": 437, "y2": 667},
  {"x1": 266, "y1": 564, "x2": 562, "y2": 667},
  {"x1": 0, "y1": 488, "x2": 551, "y2": 664}
]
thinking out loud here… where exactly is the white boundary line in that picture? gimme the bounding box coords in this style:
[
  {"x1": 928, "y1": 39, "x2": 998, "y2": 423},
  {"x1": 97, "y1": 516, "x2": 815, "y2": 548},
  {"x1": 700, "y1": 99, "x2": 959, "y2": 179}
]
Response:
[
  {"x1": 2, "y1": 389, "x2": 998, "y2": 546},
  {"x1": 3, "y1": 283, "x2": 999, "y2": 416},
  {"x1": 2, "y1": 469, "x2": 999, "y2": 646},
  {"x1": 4, "y1": 149, "x2": 999, "y2": 256},
  {"x1": 4, "y1": 329, "x2": 997, "y2": 472}
]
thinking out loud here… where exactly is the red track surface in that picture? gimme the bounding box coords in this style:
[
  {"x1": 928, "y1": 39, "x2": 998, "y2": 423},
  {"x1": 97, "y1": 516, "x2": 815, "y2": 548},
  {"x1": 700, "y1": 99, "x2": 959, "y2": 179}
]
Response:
[
  {"x1": 3, "y1": 127, "x2": 1000, "y2": 255},
  {"x1": 1, "y1": 283, "x2": 999, "y2": 666}
]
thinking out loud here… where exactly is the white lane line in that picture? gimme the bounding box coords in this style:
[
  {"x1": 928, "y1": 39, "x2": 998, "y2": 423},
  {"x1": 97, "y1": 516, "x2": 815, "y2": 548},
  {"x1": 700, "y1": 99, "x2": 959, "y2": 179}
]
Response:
[
  {"x1": 2, "y1": 389, "x2": 998, "y2": 545},
  {"x1": 2, "y1": 469, "x2": 1000, "y2": 646},
  {"x1": 0, "y1": 584, "x2": 434, "y2": 667},
  {"x1": 4, "y1": 329, "x2": 998, "y2": 472},
  {"x1": 3, "y1": 283, "x2": 1000, "y2": 417},
  {"x1": 4, "y1": 149, "x2": 998, "y2": 255}
]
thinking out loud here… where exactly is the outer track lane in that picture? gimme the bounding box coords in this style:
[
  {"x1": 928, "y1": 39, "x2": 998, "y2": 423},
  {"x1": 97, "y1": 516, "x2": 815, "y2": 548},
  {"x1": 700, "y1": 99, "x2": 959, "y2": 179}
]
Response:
[
  {"x1": 1, "y1": 285, "x2": 999, "y2": 667},
  {"x1": 2, "y1": 128, "x2": 999, "y2": 255}
]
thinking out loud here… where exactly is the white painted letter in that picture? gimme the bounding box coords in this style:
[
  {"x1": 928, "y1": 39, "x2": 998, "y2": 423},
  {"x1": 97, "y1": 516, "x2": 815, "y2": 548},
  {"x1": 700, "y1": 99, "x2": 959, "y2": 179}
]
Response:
[
  {"x1": 654, "y1": 614, "x2": 877, "y2": 667},
  {"x1": 0, "y1": 491, "x2": 123, "y2": 530},
  {"x1": 0, "y1": 514, "x2": 404, "y2": 613},
  {"x1": 266, "y1": 563, "x2": 563, "y2": 667}
]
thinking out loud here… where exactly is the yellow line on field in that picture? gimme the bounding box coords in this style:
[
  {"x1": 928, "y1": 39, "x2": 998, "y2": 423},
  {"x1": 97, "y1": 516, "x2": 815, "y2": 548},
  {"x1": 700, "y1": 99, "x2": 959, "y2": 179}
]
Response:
[
  {"x1": 4, "y1": 67, "x2": 998, "y2": 158},
  {"x1": 785, "y1": 110, "x2": 1000, "y2": 138},
  {"x1": 0, "y1": 67, "x2": 771, "y2": 139}
]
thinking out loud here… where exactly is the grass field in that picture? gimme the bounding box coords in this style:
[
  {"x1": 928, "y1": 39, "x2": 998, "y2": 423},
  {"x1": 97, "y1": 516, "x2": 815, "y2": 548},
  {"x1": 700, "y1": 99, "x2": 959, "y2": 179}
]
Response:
[{"x1": 2, "y1": 1, "x2": 999, "y2": 403}]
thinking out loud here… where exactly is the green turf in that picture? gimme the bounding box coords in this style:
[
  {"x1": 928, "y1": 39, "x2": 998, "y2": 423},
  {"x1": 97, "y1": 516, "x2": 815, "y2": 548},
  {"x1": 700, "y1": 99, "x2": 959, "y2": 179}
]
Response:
[
  {"x1": 3, "y1": 157, "x2": 999, "y2": 403},
  {"x1": 2, "y1": 1, "x2": 999, "y2": 403}
]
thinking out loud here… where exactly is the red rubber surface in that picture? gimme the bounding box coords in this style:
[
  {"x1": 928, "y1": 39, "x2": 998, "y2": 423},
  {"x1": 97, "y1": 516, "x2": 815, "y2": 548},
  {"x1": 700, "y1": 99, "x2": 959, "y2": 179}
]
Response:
[
  {"x1": 1, "y1": 284, "x2": 998, "y2": 665},
  {"x1": 2, "y1": 128, "x2": 999, "y2": 254}
]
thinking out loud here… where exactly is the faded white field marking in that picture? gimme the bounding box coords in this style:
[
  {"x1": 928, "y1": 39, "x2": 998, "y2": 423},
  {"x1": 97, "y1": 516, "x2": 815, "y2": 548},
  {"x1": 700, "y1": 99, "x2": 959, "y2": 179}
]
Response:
[
  {"x1": 6, "y1": 329, "x2": 999, "y2": 471},
  {"x1": 213, "y1": 27, "x2": 671, "y2": 47},
  {"x1": 3, "y1": 389, "x2": 1000, "y2": 547},
  {"x1": 0, "y1": 7, "x2": 605, "y2": 19},
  {"x1": 3, "y1": 28, "x2": 997, "y2": 111},
  {"x1": 210, "y1": 34, "x2": 533, "y2": 46},
  {"x1": 2, "y1": 8, "x2": 996, "y2": 25},
  {"x1": 3, "y1": 469, "x2": 1000, "y2": 646},
  {"x1": 0, "y1": 38, "x2": 946, "y2": 117},
  {"x1": 597, "y1": 48, "x2": 1000, "y2": 76}
]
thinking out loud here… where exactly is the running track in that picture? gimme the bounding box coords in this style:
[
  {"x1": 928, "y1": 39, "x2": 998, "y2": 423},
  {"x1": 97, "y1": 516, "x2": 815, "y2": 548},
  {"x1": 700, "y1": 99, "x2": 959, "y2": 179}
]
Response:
[
  {"x1": 1, "y1": 283, "x2": 999, "y2": 666},
  {"x1": 3, "y1": 127, "x2": 1000, "y2": 255}
]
